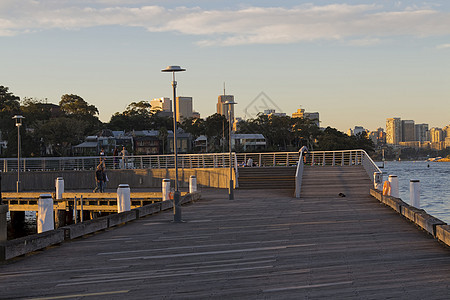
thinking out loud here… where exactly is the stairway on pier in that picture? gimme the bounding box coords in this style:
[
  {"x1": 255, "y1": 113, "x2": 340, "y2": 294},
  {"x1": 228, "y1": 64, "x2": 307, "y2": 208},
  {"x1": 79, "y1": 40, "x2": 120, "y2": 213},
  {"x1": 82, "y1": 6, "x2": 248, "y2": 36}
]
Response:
[{"x1": 237, "y1": 166, "x2": 296, "y2": 189}]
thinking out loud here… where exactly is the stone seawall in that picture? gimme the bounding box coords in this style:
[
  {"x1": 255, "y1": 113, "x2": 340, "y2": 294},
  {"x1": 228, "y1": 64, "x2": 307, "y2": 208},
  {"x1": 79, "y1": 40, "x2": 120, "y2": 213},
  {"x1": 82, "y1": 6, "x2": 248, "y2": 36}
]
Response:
[{"x1": 370, "y1": 188, "x2": 450, "y2": 248}]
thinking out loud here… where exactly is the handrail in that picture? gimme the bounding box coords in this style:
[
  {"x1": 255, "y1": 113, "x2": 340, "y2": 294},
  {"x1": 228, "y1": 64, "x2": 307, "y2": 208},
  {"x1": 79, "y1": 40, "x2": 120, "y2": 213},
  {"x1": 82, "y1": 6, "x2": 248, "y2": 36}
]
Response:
[
  {"x1": 1, "y1": 150, "x2": 380, "y2": 181},
  {"x1": 294, "y1": 147, "x2": 308, "y2": 198}
]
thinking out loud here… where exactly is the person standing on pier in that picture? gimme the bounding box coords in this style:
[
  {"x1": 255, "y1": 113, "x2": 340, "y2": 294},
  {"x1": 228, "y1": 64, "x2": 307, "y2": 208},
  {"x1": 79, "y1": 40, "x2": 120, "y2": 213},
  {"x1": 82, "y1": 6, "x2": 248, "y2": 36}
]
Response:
[
  {"x1": 119, "y1": 146, "x2": 129, "y2": 169},
  {"x1": 93, "y1": 164, "x2": 105, "y2": 193}
]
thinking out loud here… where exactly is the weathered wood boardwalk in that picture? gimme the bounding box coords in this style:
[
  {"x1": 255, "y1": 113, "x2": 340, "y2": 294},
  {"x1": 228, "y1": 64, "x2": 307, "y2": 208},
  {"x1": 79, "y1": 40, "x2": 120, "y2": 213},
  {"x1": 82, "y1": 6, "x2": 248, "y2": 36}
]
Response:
[{"x1": 1, "y1": 166, "x2": 450, "y2": 299}]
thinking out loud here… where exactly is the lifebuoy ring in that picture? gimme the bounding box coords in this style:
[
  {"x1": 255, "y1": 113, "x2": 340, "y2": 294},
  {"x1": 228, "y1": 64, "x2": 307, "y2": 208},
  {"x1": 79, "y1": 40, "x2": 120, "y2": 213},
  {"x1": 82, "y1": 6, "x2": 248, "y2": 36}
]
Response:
[{"x1": 383, "y1": 181, "x2": 391, "y2": 196}]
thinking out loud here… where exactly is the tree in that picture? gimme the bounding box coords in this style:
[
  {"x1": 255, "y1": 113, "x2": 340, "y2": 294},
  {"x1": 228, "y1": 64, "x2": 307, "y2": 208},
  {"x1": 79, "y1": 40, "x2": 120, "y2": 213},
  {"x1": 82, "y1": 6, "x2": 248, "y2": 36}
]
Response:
[
  {"x1": 35, "y1": 117, "x2": 88, "y2": 156},
  {"x1": 0, "y1": 85, "x2": 20, "y2": 113},
  {"x1": 0, "y1": 86, "x2": 21, "y2": 157},
  {"x1": 59, "y1": 94, "x2": 99, "y2": 116}
]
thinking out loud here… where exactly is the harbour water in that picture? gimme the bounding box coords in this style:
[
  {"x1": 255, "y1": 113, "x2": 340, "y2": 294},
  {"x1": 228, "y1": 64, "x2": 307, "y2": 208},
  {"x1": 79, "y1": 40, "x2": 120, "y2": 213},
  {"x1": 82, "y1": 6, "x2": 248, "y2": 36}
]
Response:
[{"x1": 381, "y1": 161, "x2": 450, "y2": 223}]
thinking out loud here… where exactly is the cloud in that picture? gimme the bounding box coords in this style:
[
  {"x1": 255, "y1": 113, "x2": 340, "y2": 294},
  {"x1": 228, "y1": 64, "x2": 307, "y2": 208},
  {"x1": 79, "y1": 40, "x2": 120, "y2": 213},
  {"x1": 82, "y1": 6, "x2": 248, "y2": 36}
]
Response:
[
  {"x1": 436, "y1": 43, "x2": 450, "y2": 49},
  {"x1": 2, "y1": 2, "x2": 450, "y2": 46}
]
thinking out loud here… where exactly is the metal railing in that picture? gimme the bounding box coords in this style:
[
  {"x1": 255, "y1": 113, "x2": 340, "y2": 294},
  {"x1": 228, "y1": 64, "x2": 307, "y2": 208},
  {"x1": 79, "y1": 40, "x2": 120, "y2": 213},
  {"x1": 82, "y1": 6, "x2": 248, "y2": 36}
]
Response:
[
  {"x1": 294, "y1": 147, "x2": 308, "y2": 198},
  {"x1": 1, "y1": 149, "x2": 379, "y2": 178},
  {"x1": 1, "y1": 151, "x2": 302, "y2": 172},
  {"x1": 304, "y1": 149, "x2": 381, "y2": 179}
]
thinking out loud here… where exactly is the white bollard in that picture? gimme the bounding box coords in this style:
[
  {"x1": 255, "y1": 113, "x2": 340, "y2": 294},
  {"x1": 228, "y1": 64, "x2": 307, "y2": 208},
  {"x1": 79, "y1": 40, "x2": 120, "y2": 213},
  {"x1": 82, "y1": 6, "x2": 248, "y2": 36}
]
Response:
[
  {"x1": 38, "y1": 194, "x2": 54, "y2": 233},
  {"x1": 55, "y1": 177, "x2": 64, "y2": 200},
  {"x1": 388, "y1": 175, "x2": 399, "y2": 198},
  {"x1": 410, "y1": 180, "x2": 420, "y2": 208},
  {"x1": 189, "y1": 175, "x2": 197, "y2": 193},
  {"x1": 373, "y1": 172, "x2": 383, "y2": 190},
  {"x1": 162, "y1": 179, "x2": 170, "y2": 201},
  {"x1": 117, "y1": 184, "x2": 131, "y2": 213}
]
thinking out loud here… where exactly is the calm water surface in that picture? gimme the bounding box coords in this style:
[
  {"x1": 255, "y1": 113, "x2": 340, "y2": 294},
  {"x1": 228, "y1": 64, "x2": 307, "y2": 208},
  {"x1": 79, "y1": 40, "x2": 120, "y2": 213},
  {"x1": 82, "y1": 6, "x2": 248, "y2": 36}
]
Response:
[{"x1": 382, "y1": 161, "x2": 450, "y2": 223}]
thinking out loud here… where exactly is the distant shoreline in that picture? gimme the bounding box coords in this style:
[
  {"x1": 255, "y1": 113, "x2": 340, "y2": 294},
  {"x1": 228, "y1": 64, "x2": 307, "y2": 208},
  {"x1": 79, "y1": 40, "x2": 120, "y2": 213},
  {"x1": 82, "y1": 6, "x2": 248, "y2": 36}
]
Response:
[{"x1": 437, "y1": 158, "x2": 450, "y2": 162}]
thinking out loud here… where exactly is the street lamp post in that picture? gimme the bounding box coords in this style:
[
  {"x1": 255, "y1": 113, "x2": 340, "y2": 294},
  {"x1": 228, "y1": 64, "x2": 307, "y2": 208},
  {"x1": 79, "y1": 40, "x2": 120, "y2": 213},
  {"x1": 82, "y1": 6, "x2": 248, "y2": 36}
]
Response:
[
  {"x1": 12, "y1": 115, "x2": 24, "y2": 193},
  {"x1": 224, "y1": 100, "x2": 237, "y2": 200},
  {"x1": 161, "y1": 65, "x2": 186, "y2": 223}
]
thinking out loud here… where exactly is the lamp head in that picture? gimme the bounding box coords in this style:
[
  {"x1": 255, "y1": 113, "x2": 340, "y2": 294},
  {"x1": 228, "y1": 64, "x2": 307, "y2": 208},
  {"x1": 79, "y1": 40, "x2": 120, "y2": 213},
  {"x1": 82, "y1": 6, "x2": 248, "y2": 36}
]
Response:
[
  {"x1": 224, "y1": 100, "x2": 237, "y2": 105},
  {"x1": 12, "y1": 115, "x2": 24, "y2": 126},
  {"x1": 161, "y1": 65, "x2": 186, "y2": 72}
]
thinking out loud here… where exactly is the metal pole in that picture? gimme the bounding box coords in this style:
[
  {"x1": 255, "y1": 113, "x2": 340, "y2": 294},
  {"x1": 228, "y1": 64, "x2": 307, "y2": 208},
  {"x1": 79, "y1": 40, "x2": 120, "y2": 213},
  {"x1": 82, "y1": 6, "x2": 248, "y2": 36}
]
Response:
[
  {"x1": 172, "y1": 73, "x2": 181, "y2": 222},
  {"x1": 17, "y1": 123, "x2": 20, "y2": 192},
  {"x1": 228, "y1": 104, "x2": 234, "y2": 200}
]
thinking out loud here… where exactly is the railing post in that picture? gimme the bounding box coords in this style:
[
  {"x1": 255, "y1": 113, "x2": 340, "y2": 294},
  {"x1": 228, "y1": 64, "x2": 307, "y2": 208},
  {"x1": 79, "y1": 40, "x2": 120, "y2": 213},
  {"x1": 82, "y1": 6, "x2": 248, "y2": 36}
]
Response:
[
  {"x1": 332, "y1": 152, "x2": 335, "y2": 166},
  {"x1": 259, "y1": 153, "x2": 262, "y2": 167},
  {"x1": 311, "y1": 153, "x2": 314, "y2": 165},
  {"x1": 349, "y1": 152, "x2": 352, "y2": 166},
  {"x1": 273, "y1": 153, "x2": 275, "y2": 166},
  {"x1": 322, "y1": 152, "x2": 326, "y2": 166},
  {"x1": 341, "y1": 152, "x2": 344, "y2": 166}
]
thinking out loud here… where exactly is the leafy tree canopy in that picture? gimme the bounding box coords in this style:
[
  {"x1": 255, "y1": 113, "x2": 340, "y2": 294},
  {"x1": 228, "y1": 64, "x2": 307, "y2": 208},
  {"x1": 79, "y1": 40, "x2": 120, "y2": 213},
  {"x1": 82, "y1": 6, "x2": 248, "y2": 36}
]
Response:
[
  {"x1": 59, "y1": 94, "x2": 99, "y2": 116},
  {"x1": 0, "y1": 85, "x2": 20, "y2": 113}
]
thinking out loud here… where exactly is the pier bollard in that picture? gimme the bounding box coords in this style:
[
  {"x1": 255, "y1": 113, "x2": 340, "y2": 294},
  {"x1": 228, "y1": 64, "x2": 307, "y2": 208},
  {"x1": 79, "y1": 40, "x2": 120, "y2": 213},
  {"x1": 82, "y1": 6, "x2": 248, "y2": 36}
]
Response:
[
  {"x1": 162, "y1": 179, "x2": 170, "y2": 201},
  {"x1": 38, "y1": 194, "x2": 54, "y2": 233},
  {"x1": 55, "y1": 177, "x2": 64, "y2": 200},
  {"x1": 373, "y1": 172, "x2": 382, "y2": 190},
  {"x1": 388, "y1": 175, "x2": 399, "y2": 198},
  {"x1": 117, "y1": 184, "x2": 131, "y2": 213},
  {"x1": 189, "y1": 175, "x2": 197, "y2": 193},
  {"x1": 410, "y1": 180, "x2": 420, "y2": 208},
  {"x1": 0, "y1": 204, "x2": 8, "y2": 242},
  {"x1": 55, "y1": 177, "x2": 66, "y2": 228}
]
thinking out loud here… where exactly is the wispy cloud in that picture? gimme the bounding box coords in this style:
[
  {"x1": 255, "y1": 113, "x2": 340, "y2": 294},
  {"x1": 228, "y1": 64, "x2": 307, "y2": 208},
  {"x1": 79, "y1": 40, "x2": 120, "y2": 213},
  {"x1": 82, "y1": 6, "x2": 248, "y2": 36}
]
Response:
[
  {"x1": 1, "y1": 2, "x2": 450, "y2": 46},
  {"x1": 436, "y1": 43, "x2": 450, "y2": 49}
]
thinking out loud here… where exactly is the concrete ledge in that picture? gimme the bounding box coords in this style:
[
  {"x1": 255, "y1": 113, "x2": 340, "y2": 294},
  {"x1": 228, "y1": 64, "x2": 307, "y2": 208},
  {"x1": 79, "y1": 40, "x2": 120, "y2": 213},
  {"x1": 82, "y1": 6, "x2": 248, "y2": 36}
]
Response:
[
  {"x1": 436, "y1": 225, "x2": 450, "y2": 247},
  {"x1": 161, "y1": 200, "x2": 173, "y2": 211},
  {"x1": 108, "y1": 210, "x2": 138, "y2": 227},
  {"x1": 370, "y1": 188, "x2": 382, "y2": 202},
  {"x1": 401, "y1": 205, "x2": 425, "y2": 223},
  {"x1": 1, "y1": 229, "x2": 65, "y2": 261},
  {"x1": 135, "y1": 203, "x2": 161, "y2": 218},
  {"x1": 382, "y1": 196, "x2": 406, "y2": 213},
  {"x1": 415, "y1": 213, "x2": 447, "y2": 237},
  {"x1": 62, "y1": 217, "x2": 109, "y2": 240}
]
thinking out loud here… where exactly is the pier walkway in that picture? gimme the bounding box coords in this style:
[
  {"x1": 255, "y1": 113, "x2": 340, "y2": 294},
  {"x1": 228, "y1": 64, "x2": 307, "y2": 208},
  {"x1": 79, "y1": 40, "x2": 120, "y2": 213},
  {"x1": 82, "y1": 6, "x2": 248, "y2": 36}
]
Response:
[{"x1": 2, "y1": 166, "x2": 450, "y2": 299}]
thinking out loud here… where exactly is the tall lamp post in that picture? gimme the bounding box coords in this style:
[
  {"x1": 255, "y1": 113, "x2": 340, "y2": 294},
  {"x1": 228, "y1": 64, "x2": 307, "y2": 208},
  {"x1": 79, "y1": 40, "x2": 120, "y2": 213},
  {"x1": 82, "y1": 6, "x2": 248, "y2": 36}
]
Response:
[
  {"x1": 224, "y1": 100, "x2": 237, "y2": 200},
  {"x1": 12, "y1": 115, "x2": 24, "y2": 193},
  {"x1": 161, "y1": 65, "x2": 186, "y2": 223}
]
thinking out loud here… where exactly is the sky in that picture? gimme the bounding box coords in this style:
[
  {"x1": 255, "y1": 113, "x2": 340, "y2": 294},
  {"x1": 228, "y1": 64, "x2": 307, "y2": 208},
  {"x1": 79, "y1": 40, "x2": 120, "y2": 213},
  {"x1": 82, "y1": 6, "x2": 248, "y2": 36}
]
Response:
[{"x1": 1, "y1": 0, "x2": 450, "y2": 132}]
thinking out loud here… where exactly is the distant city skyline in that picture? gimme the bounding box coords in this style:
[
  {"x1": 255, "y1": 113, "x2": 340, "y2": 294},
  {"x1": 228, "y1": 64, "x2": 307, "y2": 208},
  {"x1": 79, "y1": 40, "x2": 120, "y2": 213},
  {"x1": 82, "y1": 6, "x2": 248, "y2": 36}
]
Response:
[{"x1": 2, "y1": 1, "x2": 450, "y2": 132}]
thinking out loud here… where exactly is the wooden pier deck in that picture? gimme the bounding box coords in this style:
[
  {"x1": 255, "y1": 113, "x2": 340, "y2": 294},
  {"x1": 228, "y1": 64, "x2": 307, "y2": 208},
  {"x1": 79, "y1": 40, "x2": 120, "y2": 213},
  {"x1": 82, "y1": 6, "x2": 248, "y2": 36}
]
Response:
[{"x1": 2, "y1": 166, "x2": 450, "y2": 299}]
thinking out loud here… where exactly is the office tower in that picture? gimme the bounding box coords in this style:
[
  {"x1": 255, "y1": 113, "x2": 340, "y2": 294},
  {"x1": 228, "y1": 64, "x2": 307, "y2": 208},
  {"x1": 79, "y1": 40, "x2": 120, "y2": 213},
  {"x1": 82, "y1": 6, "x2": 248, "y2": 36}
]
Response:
[
  {"x1": 217, "y1": 95, "x2": 235, "y2": 122},
  {"x1": 430, "y1": 127, "x2": 444, "y2": 143},
  {"x1": 401, "y1": 120, "x2": 415, "y2": 142},
  {"x1": 176, "y1": 96, "x2": 193, "y2": 122},
  {"x1": 414, "y1": 124, "x2": 429, "y2": 142},
  {"x1": 150, "y1": 97, "x2": 172, "y2": 112},
  {"x1": 386, "y1": 118, "x2": 402, "y2": 145}
]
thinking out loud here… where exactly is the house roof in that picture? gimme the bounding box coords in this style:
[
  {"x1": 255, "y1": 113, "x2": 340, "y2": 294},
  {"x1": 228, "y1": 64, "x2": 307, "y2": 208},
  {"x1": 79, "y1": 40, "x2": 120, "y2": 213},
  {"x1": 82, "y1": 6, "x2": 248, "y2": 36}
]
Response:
[
  {"x1": 232, "y1": 134, "x2": 265, "y2": 139},
  {"x1": 73, "y1": 141, "x2": 98, "y2": 148}
]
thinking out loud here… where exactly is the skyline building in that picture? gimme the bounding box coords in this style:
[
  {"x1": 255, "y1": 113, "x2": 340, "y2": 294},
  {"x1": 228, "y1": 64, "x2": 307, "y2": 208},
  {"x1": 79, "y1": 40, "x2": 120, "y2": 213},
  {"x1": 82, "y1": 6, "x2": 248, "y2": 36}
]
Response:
[
  {"x1": 217, "y1": 95, "x2": 235, "y2": 122},
  {"x1": 401, "y1": 120, "x2": 415, "y2": 142},
  {"x1": 292, "y1": 108, "x2": 320, "y2": 127},
  {"x1": 415, "y1": 123, "x2": 429, "y2": 142},
  {"x1": 150, "y1": 97, "x2": 172, "y2": 113},
  {"x1": 176, "y1": 96, "x2": 193, "y2": 122},
  {"x1": 386, "y1": 118, "x2": 402, "y2": 145}
]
